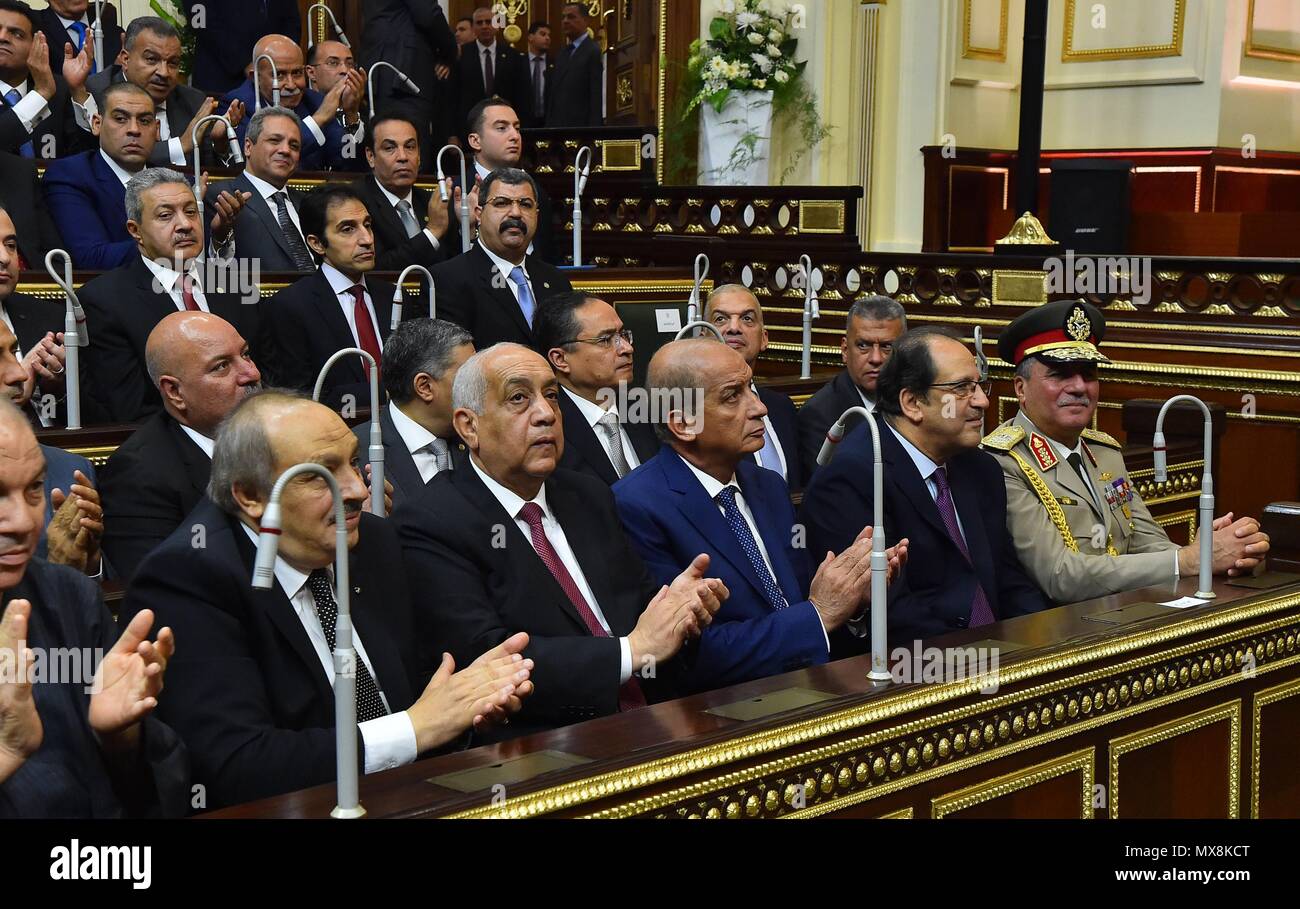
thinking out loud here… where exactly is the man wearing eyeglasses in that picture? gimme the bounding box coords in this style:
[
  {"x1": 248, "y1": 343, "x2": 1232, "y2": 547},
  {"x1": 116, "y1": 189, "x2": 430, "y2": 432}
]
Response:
[
  {"x1": 801, "y1": 326, "x2": 1049, "y2": 651},
  {"x1": 432, "y1": 167, "x2": 572, "y2": 351},
  {"x1": 984, "y1": 300, "x2": 1268, "y2": 604},
  {"x1": 534, "y1": 291, "x2": 658, "y2": 486}
]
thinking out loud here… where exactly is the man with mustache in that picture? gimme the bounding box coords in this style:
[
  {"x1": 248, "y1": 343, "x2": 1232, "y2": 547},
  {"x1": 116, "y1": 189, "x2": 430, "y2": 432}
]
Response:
[
  {"x1": 432, "y1": 167, "x2": 571, "y2": 350},
  {"x1": 985, "y1": 300, "x2": 1270, "y2": 604},
  {"x1": 121, "y1": 390, "x2": 533, "y2": 811},
  {"x1": 99, "y1": 311, "x2": 261, "y2": 582},
  {"x1": 224, "y1": 33, "x2": 365, "y2": 172},
  {"x1": 0, "y1": 398, "x2": 185, "y2": 818},
  {"x1": 78, "y1": 167, "x2": 253, "y2": 423},
  {"x1": 42, "y1": 81, "x2": 158, "y2": 270},
  {"x1": 801, "y1": 327, "x2": 1049, "y2": 650},
  {"x1": 84, "y1": 16, "x2": 243, "y2": 169}
]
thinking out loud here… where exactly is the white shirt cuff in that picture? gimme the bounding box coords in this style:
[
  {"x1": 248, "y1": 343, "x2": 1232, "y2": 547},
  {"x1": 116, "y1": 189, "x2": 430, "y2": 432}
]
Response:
[
  {"x1": 811, "y1": 602, "x2": 831, "y2": 653},
  {"x1": 14, "y1": 91, "x2": 50, "y2": 133},
  {"x1": 167, "y1": 136, "x2": 186, "y2": 167},
  {"x1": 73, "y1": 96, "x2": 92, "y2": 132},
  {"x1": 619, "y1": 636, "x2": 633, "y2": 684},
  {"x1": 361, "y1": 711, "x2": 418, "y2": 773},
  {"x1": 421, "y1": 228, "x2": 440, "y2": 250},
  {"x1": 302, "y1": 115, "x2": 326, "y2": 147}
]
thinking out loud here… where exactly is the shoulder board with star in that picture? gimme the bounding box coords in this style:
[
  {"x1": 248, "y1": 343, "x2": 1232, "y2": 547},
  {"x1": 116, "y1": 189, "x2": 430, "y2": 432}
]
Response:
[
  {"x1": 1080, "y1": 428, "x2": 1122, "y2": 450},
  {"x1": 981, "y1": 424, "x2": 1025, "y2": 452}
]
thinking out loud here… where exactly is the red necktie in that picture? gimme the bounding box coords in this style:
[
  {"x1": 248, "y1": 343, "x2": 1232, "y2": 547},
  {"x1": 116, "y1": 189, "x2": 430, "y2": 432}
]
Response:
[
  {"x1": 517, "y1": 502, "x2": 646, "y2": 711},
  {"x1": 348, "y1": 284, "x2": 382, "y2": 379},
  {"x1": 181, "y1": 272, "x2": 200, "y2": 311}
]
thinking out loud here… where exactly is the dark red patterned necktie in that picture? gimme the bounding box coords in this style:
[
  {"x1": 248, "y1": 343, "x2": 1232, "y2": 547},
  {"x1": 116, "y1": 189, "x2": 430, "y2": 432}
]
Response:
[{"x1": 349, "y1": 284, "x2": 382, "y2": 379}]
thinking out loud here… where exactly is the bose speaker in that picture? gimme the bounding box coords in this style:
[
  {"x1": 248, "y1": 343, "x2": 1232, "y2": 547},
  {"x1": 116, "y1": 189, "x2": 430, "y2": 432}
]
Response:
[{"x1": 1049, "y1": 159, "x2": 1133, "y2": 254}]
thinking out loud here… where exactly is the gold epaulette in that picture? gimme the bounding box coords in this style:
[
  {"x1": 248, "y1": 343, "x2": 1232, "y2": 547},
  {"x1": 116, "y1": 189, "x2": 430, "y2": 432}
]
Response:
[
  {"x1": 1081, "y1": 428, "x2": 1122, "y2": 449},
  {"x1": 981, "y1": 424, "x2": 1025, "y2": 452}
]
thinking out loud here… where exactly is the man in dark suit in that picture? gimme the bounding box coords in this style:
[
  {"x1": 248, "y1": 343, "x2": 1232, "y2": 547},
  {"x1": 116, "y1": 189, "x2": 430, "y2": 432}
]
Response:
[
  {"x1": 0, "y1": 151, "x2": 61, "y2": 268},
  {"x1": 546, "y1": 3, "x2": 603, "y2": 128},
  {"x1": 615, "y1": 339, "x2": 903, "y2": 694},
  {"x1": 464, "y1": 98, "x2": 558, "y2": 263},
  {"x1": 0, "y1": 400, "x2": 185, "y2": 818},
  {"x1": 224, "y1": 33, "x2": 364, "y2": 172},
  {"x1": 35, "y1": 0, "x2": 121, "y2": 80},
  {"x1": 43, "y1": 81, "x2": 156, "y2": 270},
  {"x1": 524, "y1": 21, "x2": 552, "y2": 129},
  {"x1": 354, "y1": 318, "x2": 473, "y2": 510},
  {"x1": 801, "y1": 327, "x2": 1050, "y2": 648},
  {"x1": 455, "y1": 6, "x2": 529, "y2": 141},
  {"x1": 100, "y1": 311, "x2": 261, "y2": 582},
  {"x1": 86, "y1": 16, "x2": 243, "y2": 169},
  {"x1": 798, "y1": 295, "x2": 907, "y2": 484},
  {"x1": 79, "y1": 167, "x2": 252, "y2": 423},
  {"x1": 182, "y1": 0, "x2": 300, "y2": 95},
  {"x1": 120, "y1": 391, "x2": 532, "y2": 810},
  {"x1": 534, "y1": 291, "x2": 657, "y2": 485},
  {"x1": 353, "y1": 114, "x2": 454, "y2": 272},
  {"x1": 205, "y1": 105, "x2": 314, "y2": 274},
  {"x1": 265, "y1": 184, "x2": 404, "y2": 410},
  {"x1": 394, "y1": 343, "x2": 725, "y2": 737},
  {"x1": 432, "y1": 167, "x2": 571, "y2": 350},
  {"x1": 359, "y1": 0, "x2": 456, "y2": 163},
  {"x1": 0, "y1": 0, "x2": 97, "y2": 160},
  {"x1": 705, "y1": 284, "x2": 802, "y2": 491}
]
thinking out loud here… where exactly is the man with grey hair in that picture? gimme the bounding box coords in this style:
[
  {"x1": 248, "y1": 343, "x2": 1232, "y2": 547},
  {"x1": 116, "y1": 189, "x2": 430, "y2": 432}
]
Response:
[
  {"x1": 432, "y1": 167, "x2": 572, "y2": 350},
  {"x1": 121, "y1": 390, "x2": 535, "y2": 810},
  {"x1": 85, "y1": 15, "x2": 244, "y2": 168},
  {"x1": 705, "y1": 283, "x2": 802, "y2": 490},
  {"x1": 353, "y1": 318, "x2": 475, "y2": 508},
  {"x1": 797, "y1": 294, "x2": 907, "y2": 484},
  {"x1": 394, "y1": 342, "x2": 727, "y2": 738},
  {"x1": 100, "y1": 311, "x2": 262, "y2": 581},
  {"x1": 79, "y1": 167, "x2": 255, "y2": 422},
  {"x1": 204, "y1": 105, "x2": 313, "y2": 273}
]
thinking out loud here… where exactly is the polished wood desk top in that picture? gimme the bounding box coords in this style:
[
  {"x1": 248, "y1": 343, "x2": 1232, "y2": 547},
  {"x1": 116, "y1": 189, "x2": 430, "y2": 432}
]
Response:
[{"x1": 205, "y1": 573, "x2": 1300, "y2": 819}]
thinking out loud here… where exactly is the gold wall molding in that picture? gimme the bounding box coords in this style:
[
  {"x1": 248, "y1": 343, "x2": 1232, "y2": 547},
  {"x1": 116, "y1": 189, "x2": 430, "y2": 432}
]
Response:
[
  {"x1": 1244, "y1": 0, "x2": 1300, "y2": 63},
  {"x1": 1062, "y1": 0, "x2": 1186, "y2": 62},
  {"x1": 878, "y1": 807, "x2": 914, "y2": 819},
  {"x1": 931, "y1": 748, "x2": 1095, "y2": 818},
  {"x1": 1250, "y1": 676, "x2": 1300, "y2": 818},
  {"x1": 1108, "y1": 700, "x2": 1241, "y2": 819},
  {"x1": 962, "y1": 0, "x2": 1009, "y2": 62}
]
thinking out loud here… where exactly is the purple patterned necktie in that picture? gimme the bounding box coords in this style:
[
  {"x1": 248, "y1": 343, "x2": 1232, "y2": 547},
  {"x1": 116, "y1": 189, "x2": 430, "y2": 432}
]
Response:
[{"x1": 930, "y1": 466, "x2": 996, "y2": 627}]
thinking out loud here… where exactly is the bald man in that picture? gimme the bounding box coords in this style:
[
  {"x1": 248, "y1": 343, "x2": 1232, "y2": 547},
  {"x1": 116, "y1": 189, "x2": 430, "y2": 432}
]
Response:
[
  {"x1": 99, "y1": 312, "x2": 261, "y2": 581},
  {"x1": 224, "y1": 34, "x2": 366, "y2": 171},
  {"x1": 613, "y1": 340, "x2": 906, "y2": 693},
  {"x1": 394, "y1": 342, "x2": 726, "y2": 738}
]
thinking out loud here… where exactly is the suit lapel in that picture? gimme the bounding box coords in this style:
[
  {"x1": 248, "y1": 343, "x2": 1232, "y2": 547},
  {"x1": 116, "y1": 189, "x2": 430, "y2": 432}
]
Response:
[
  {"x1": 367, "y1": 176, "x2": 408, "y2": 245},
  {"x1": 241, "y1": 174, "x2": 297, "y2": 262},
  {"x1": 475, "y1": 246, "x2": 533, "y2": 340},
  {"x1": 166, "y1": 416, "x2": 211, "y2": 498},
  {"x1": 346, "y1": 553, "x2": 410, "y2": 706},
  {"x1": 379, "y1": 406, "x2": 424, "y2": 500},
  {"x1": 879, "y1": 418, "x2": 950, "y2": 542},
  {"x1": 949, "y1": 455, "x2": 997, "y2": 593},
  {"x1": 546, "y1": 475, "x2": 638, "y2": 635},
  {"x1": 89, "y1": 152, "x2": 128, "y2": 227},
  {"x1": 559, "y1": 390, "x2": 617, "y2": 485},
  {"x1": 130, "y1": 257, "x2": 184, "y2": 323}
]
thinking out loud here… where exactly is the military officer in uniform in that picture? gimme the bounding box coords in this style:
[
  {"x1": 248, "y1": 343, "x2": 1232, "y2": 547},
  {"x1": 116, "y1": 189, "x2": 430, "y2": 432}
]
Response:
[{"x1": 982, "y1": 299, "x2": 1269, "y2": 604}]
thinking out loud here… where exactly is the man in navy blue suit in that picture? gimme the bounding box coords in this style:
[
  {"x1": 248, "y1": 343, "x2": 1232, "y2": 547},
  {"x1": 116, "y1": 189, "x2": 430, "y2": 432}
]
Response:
[
  {"x1": 704, "y1": 284, "x2": 802, "y2": 491},
  {"x1": 801, "y1": 327, "x2": 1050, "y2": 650},
  {"x1": 42, "y1": 81, "x2": 156, "y2": 269},
  {"x1": 223, "y1": 33, "x2": 364, "y2": 172},
  {"x1": 614, "y1": 339, "x2": 906, "y2": 694}
]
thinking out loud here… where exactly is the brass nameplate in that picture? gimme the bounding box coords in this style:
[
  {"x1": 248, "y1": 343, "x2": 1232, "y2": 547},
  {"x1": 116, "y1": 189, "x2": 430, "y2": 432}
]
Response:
[
  {"x1": 600, "y1": 138, "x2": 643, "y2": 171},
  {"x1": 1081, "y1": 602, "x2": 1173, "y2": 626},
  {"x1": 798, "y1": 200, "x2": 846, "y2": 234},
  {"x1": 1226, "y1": 571, "x2": 1300, "y2": 591},
  {"x1": 427, "y1": 749, "x2": 591, "y2": 793},
  {"x1": 992, "y1": 269, "x2": 1047, "y2": 307},
  {"x1": 705, "y1": 687, "x2": 837, "y2": 722}
]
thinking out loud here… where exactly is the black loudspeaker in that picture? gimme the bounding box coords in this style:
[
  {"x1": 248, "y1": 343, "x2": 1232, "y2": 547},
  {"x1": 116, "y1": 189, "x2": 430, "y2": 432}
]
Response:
[{"x1": 1049, "y1": 159, "x2": 1133, "y2": 254}]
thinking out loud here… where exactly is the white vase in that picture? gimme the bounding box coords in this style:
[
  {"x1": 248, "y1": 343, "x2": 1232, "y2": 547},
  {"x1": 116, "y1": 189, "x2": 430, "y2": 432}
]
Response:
[{"x1": 698, "y1": 89, "x2": 775, "y2": 186}]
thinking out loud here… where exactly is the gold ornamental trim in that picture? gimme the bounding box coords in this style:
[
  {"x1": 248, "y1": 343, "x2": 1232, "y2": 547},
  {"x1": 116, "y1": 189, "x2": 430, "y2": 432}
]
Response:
[
  {"x1": 1007, "y1": 449, "x2": 1082, "y2": 554},
  {"x1": 1062, "y1": 0, "x2": 1186, "y2": 61},
  {"x1": 995, "y1": 211, "x2": 1055, "y2": 246},
  {"x1": 1108, "y1": 700, "x2": 1241, "y2": 819},
  {"x1": 1250, "y1": 676, "x2": 1300, "y2": 818},
  {"x1": 1244, "y1": 0, "x2": 1300, "y2": 63},
  {"x1": 961, "y1": 0, "x2": 1009, "y2": 62},
  {"x1": 931, "y1": 748, "x2": 1095, "y2": 818}
]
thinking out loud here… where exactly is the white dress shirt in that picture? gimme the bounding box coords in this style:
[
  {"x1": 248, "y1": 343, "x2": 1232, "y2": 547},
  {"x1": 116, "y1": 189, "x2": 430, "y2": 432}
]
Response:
[
  {"x1": 320, "y1": 262, "x2": 383, "y2": 350},
  {"x1": 178, "y1": 424, "x2": 214, "y2": 458},
  {"x1": 469, "y1": 457, "x2": 634, "y2": 684},
  {"x1": 751, "y1": 382, "x2": 789, "y2": 480},
  {"x1": 562, "y1": 386, "x2": 640, "y2": 473},
  {"x1": 886, "y1": 421, "x2": 968, "y2": 544},
  {"x1": 374, "y1": 179, "x2": 441, "y2": 250},
  {"x1": 0, "y1": 78, "x2": 52, "y2": 135},
  {"x1": 679, "y1": 456, "x2": 829, "y2": 651},
  {"x1": 237, "y1": 524, "x2": 417, "y2": 773},
  {"x1": 98, "y1": 147, "x2": 136, "y2": 185},
  {"x1": 856, "y1": 385, "x2": 876, "y2": 412},
  {"x1": 477, "y1": 239, "x2": 535, "y2": 310},
  {"x1": 140, "y1": 256, "x2": 210, "y2": 313},
  {"x1": 388, "y1": 402, "x2": 446, "y2": 484}
]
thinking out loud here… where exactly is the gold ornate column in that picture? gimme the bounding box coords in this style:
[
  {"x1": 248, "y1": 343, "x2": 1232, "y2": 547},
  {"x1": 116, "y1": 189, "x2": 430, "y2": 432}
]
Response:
[{"x1": 858, "y1": 2, "x2": 885, "y2": 247}]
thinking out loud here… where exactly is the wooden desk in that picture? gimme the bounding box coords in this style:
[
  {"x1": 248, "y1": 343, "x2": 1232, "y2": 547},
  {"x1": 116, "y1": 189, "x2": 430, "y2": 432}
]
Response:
[{"x1": 206, "y1": 575, "x2": 1300, "y2": 819}]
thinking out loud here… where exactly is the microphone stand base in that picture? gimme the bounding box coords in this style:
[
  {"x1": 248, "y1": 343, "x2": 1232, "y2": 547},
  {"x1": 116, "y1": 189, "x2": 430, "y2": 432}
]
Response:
[
  {"x1": 330, "y1": 804, "x2": 367, "y2": 819},
  {"x1": 1195, "y1": 591, "x2": 1217, "y2": 600},
  {"x1": 867, "y1": 671, "x2": 892, "y2": 686}
]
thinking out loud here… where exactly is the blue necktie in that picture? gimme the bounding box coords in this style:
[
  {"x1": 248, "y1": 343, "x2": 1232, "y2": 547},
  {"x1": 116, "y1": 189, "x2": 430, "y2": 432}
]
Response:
[
  {"x1": 508, "y1": 265, "x2": 536, "y2": 327},
  {"x1": 3, "y1": 89, "x2": 34, "y2": 158},
  {"x1": 716, "y1": 487, "x2": 788, "y2": 611},
  {"x1": 752, "y1": 394, "x2": 784, "y2": 479},
  {"x1": 69, "y1": 21, "x2": 96, "y2": 75}
]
